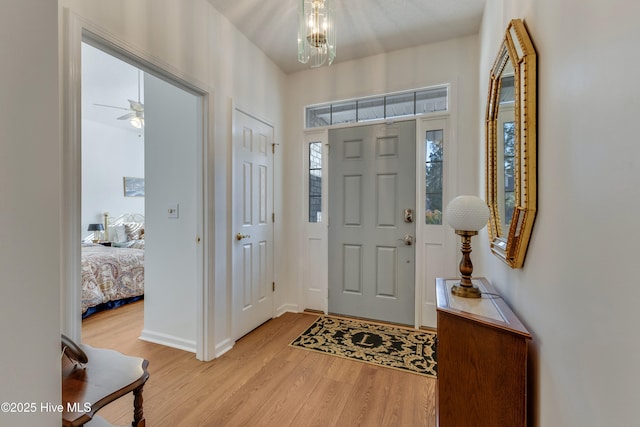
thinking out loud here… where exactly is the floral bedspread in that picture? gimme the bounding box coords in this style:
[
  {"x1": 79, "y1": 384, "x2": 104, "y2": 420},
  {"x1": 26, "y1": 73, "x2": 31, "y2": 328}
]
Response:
[{"x1": 81, "y1": 245, "x2": 144, "y2": 313}]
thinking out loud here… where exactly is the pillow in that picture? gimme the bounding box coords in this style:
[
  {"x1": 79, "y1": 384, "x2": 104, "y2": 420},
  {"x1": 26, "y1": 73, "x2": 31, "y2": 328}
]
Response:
[
  {"x1": 129, "y1": 239, "x2": 145, "y2": 250},
  {"x1": 113, "y1": 239, "x2": 144, "y2": 250},
  {"x1": 107, "y1": 225, "x2": 127, "y2": 243},
  {"x1": 124, "y1": 222, "x2": 144, "y2": 240}
]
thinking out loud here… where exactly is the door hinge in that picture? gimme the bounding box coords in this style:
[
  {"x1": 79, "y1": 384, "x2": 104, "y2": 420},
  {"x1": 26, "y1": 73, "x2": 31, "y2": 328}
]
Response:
[
  {"x1": 272, "y1": 212, "x2": 275, "y2": 223},
  {"x1": 272, "y1": 282, "x2": 275, "y2": 292},
  {"x1": 272, "y1": 143, "x2": 275, "y2": 154}
]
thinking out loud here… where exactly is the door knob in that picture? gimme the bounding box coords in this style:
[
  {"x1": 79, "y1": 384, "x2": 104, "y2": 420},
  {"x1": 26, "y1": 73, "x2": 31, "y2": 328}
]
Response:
[
  {"x1": 236, "y1": 233, "x2": 251, "y2": 241},
  {"x1": 401, "y1": 234, "x2": 414, "y2": 246}
]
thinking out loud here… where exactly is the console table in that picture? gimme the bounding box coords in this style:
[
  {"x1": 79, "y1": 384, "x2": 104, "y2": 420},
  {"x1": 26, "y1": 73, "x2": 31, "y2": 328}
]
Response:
[
  {"x1": 62, "y1": 345, "x2": 149, "y2": 427},
  {"x1": 436, "y1": 277, "x2": 531, "y2": 426}
]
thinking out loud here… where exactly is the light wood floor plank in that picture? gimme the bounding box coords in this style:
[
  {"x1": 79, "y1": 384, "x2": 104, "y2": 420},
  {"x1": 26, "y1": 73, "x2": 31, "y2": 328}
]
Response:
[
  {"x1": 81, "y1": 301, "x2": 436, "y2": 426},
  {"x1": 289, "y1": 377, "x2": 353, "y2": 427}
]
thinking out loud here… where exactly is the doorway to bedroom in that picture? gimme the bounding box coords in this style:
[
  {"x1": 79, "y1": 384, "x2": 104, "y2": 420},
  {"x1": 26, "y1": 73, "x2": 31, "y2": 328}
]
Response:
[
  {"x1": 80, "y1": 40, "x2": 204, "y2": 354},
  {"x1": 81, "y1": 43, "x2": 146, "y2": 324}
]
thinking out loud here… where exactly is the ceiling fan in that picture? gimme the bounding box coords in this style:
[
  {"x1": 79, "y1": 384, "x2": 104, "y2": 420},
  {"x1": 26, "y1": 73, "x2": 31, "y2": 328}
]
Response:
[{"x1": 94, "y1": 70, "x2": 144, "y2": 129}]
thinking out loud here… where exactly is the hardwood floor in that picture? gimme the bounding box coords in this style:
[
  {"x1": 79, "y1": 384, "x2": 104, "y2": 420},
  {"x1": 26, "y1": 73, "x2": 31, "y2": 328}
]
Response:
[{"x1": 82, "y1": 301, "x2": 436, "y2": 426}]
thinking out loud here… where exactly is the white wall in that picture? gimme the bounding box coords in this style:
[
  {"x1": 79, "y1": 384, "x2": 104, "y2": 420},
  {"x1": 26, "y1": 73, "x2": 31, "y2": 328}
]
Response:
[
  {"x1": 0, "y1": 0, "x2": 60, "y2": 425},
  {"x1": 81, "y1": 120, "x2": 144, "y2": 236},
  {"x1": 59, "y1": 0, "x2": 286, "y2": 355},
  {"x1": 141, "y1": 73, "x2": 199, "y2": 351},
  {"x1": 7, "y1": 0, "x2": 635, "y2": 423},
  {"x1": 283, "y1": 35, "x2": 480, "y2": 316},
  {"x1": 476, "y1": 0, "x2": 640, "y2": 425}
]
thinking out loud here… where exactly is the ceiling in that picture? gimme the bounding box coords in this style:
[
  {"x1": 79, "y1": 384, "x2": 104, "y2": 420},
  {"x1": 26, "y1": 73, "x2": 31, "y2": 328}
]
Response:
[
  {"x1": 82, "y1": 43, "x2": 144, "y2": 133},
  {"x1": 207, "y1": 0, "x2": 486, "y2": 74},
  {"x1": 81, "y1": 0, "x2": 486, "y2": 130}
]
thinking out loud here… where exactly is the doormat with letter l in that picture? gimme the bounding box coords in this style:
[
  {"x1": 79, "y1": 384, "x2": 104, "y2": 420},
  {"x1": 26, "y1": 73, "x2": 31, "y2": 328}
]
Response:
[{"x1": 290, "y1": 316, "x2": 437, "y2": 378}]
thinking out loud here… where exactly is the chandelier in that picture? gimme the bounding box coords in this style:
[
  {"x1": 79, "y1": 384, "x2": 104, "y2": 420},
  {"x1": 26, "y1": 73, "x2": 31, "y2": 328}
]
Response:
[{"x1": 298, "y1": 0, "x2": 336, "y2": 68}]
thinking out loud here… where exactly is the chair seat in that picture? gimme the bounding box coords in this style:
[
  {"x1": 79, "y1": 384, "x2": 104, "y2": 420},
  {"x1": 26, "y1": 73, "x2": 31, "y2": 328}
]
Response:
[{"x1": 62, "y1": 344, "x2": 149, "y2": 427}]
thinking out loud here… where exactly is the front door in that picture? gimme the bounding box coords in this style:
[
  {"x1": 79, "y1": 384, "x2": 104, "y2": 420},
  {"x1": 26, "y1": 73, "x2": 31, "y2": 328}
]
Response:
[
  {"x1": 232, "y1": 110, "x2": 274, "y2": 339},
  {"x1": 328, "y1": 121, "x2": 416, "y2": 325}
]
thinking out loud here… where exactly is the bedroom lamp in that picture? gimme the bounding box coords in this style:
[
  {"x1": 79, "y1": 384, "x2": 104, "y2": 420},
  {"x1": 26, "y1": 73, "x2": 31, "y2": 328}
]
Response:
[
  {"x1": 445, "y1": 196, "x2": 490, "y2": 298},
  {"x1": 87, "y1": 223, "x2": 104, "y2": 243}
]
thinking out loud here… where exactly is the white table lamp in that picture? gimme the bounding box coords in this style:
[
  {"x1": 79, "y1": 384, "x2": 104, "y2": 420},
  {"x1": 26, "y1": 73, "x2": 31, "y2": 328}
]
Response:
[{"x1": 445, "y1": 195, "x2": 490, "y2": 298}]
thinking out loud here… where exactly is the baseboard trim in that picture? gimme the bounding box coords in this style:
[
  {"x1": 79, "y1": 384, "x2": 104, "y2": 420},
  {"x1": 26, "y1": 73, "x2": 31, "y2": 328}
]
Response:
[
  {"x1": 139, "y1": 329, "x2": 196, "y2": 353},
  {"x1": 421, "y1": 302, "x2": 437, "y2": 329},
  {"x1": 214, "y1": 337, "x2": 234, "y2": 358},
  {"x1": 276, "y1": 303, "x2": 299, "y2": 317}
]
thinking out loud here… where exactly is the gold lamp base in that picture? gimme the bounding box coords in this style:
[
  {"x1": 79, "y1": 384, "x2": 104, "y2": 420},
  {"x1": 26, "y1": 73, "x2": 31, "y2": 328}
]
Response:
[
  {"x1": 451, "y1": 230, "x2": 482, "y2": 298},
  {"x1": 451, "y1": 282, "x2": 481, "y2": 298}
]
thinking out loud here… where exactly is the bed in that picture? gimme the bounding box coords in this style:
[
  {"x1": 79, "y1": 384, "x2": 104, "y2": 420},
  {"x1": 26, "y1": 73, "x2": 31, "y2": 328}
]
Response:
[{"x1": 81, "y1": 213, "x2": 145, "y2": 318}]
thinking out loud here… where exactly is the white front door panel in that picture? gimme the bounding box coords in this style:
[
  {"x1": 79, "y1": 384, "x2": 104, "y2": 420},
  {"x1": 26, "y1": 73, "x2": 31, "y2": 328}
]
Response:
[{"x1": 328, "y1": 121, "x2": 416, "y2": 325}]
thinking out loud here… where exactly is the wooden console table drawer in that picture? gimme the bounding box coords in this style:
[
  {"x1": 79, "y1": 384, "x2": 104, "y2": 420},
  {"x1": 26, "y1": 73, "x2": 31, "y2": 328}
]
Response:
[{"x1": 435, "y1": 277, "x2": 531, "y2": 426}]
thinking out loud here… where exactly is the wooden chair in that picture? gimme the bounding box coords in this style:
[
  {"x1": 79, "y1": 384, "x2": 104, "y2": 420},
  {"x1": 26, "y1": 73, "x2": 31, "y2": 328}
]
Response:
[{"x1": 61, "y1": 335, "x2": 149, "y2": 427}]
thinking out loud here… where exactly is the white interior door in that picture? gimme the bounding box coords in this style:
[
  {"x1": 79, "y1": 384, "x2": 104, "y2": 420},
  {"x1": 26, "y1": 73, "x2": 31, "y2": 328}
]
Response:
[
  {"x1": 142, "y1": 72, "x2": 203, "y2": 351},
  {"x1": 328, "y1": 121, "x2": 416, "y2": 325},
  {"x1": 232, "y1": 109, "x2": 274, "y2": 339}
]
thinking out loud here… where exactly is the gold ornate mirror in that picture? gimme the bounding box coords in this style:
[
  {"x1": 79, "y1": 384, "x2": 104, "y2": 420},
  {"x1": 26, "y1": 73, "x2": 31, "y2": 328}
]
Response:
[{"x1": 486, "y1": 19, "x2": 537, "y2": 268}]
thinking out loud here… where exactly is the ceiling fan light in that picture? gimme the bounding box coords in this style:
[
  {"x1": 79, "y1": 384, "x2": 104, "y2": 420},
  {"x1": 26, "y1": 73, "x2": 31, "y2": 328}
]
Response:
[{"x1": 130, "y1": 117, "x2": 143, "y2": 129}]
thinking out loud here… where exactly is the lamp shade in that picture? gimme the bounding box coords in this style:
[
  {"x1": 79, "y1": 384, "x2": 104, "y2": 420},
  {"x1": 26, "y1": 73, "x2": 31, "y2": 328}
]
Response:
[
  {"x1": 87, "y1": 223, "x2": 104, "y2": 232},
  {"x1": 445, "y1": 196, "x2": 490, "y2": 231}
]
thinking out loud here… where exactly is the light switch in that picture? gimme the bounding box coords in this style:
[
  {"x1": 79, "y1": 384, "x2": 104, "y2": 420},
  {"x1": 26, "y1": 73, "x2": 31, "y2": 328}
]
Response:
[{"x1": 168, "y1": 204, "x2": 179, "y2": 219}]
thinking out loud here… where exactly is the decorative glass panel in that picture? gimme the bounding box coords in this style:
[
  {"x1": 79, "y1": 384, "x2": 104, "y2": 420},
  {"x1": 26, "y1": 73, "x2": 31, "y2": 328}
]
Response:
[
  {"x1": 425, "y1": 129, "x2": 444, "y2": 224},
  {"x1": 304, "y1": 86, "x2": 449, "y2": 128},
  {"x1": 499, "y1": 76, "x2": 515, "y2": 104},
  {"x1": 357, "y1": 97, "x2": 384, "y2": 121},
  {"x1": 309, "y1": 142, "x2": 323, "y2": 222},
  {"x1": 306, "y1": 105, "x2": 331, "y2": 128},
  {"x1": 416, "y1": 87, "x2": 448, "y2": 114},
  {"x1": 331, "y1": 100, "x2": 357, "y2": 125},
  {"x1": 385, "y1": 93, "x2": 415, "y2": 118}
]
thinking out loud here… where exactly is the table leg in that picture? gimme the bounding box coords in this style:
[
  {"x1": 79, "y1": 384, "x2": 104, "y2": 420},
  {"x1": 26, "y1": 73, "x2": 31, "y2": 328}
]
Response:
[{"x1": 132, "y1": 385, "x2": 145, "y2": 427}]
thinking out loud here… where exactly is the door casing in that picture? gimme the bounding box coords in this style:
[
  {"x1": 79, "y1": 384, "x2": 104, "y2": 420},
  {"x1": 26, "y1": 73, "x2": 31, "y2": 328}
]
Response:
[
  {"x1": 62, "y1": 11, "x2": 215, "y2": 360},
  {"x1": 301, "y1": 114, "x2": 454, "y2": 328}
]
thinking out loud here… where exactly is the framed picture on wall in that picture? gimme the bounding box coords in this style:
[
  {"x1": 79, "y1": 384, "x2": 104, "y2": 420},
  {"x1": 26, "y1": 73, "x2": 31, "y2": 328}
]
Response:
[{"x1": 123, "y1": 177, "x2": 145, "y2": 197}]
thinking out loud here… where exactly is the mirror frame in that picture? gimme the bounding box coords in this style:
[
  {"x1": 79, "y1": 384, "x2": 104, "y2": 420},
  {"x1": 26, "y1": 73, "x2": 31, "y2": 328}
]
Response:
[{"x1": 486, "y1": 19, "x2": 537, "y2": 268}]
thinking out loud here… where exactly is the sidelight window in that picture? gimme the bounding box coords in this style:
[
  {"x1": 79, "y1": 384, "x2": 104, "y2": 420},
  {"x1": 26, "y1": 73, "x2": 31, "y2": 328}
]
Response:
[
  {"x1": 425, "y1": 129, "x2": 444, "y2": 224},
  {"x1": 309, "y1": 142, "x2": 323, "y2": 222}
]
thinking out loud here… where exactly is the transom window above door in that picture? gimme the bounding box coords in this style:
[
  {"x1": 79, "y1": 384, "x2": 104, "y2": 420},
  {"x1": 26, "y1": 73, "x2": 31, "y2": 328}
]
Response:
[{"x1": 305, "y1": 86, "x2": 448, "y2": 128}]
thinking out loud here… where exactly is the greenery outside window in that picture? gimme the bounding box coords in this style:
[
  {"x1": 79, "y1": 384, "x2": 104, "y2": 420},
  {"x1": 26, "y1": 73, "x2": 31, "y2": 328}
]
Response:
[{"x1": 425, "y1": 129, "x2": 443, "y2": 224}]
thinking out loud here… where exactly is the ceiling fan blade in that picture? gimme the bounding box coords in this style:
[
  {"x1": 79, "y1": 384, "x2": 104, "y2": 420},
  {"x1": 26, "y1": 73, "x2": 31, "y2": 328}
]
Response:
[
  {"x1": 94, "y1": 103, "x2": 130, "y2": 111},
  {"x1": 128, "y1": 100, "x2": 144, "y2": 112},
  {"x1": 117, "y1": 112, "x2": 136, "y2": 120}
]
